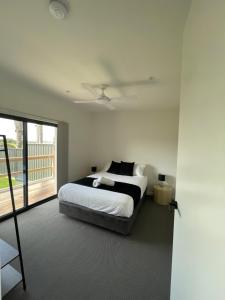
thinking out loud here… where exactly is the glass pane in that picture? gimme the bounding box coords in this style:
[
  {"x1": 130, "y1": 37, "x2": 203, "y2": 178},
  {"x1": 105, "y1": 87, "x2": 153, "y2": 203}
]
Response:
[
  {"x1": 27, "y1": 123, "x2": 57, "y2": 205},
  {"x1": 0, "y1": 118, "x2": 24, "y2": 217}
]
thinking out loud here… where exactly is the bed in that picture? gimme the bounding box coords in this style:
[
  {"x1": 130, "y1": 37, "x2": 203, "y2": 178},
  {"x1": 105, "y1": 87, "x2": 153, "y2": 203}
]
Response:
[{"x1": 58, "y1": 169, "x2": 148, "y2": 235}]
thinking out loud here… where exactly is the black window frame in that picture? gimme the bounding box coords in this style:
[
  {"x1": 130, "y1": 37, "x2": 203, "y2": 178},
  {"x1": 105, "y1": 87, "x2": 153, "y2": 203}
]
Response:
[{"x1": 0, "y1": 113, "x2": 57, "y2": 222}]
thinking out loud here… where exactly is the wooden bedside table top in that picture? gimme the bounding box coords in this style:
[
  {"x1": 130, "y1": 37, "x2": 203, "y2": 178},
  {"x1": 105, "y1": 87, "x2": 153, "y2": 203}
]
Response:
[{"x1": 154, "y1": 184, "x2": 173, "y2": 191}]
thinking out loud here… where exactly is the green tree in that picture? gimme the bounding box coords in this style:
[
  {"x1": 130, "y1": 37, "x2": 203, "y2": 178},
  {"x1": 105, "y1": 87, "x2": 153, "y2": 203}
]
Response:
[{"x1": 14, "y1": 121, "x2": 23, "y2": 148}]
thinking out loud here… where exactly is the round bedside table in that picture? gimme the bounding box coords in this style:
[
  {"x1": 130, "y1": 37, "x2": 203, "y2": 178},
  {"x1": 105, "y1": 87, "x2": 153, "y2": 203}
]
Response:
[{"x1": 153, "y1": 184, "x2": 173, "y2": 205}]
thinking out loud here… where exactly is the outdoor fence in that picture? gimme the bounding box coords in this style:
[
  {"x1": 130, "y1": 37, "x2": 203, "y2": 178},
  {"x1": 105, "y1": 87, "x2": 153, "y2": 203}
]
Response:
[{"x1": 0, "y1": 144, "x2": 55, "y2": 183}]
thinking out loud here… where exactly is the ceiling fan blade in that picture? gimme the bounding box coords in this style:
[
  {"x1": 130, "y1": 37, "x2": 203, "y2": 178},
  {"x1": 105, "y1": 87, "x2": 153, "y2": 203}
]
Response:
[
  {"x1": 104, "y1": 103, "x2": 115, "y2": 110},
  {"x1": 111, "y1": 95, "x2": 138, "y2": 102},
  {"x1": 81, "y1": 83, "x2": 99, "y2": 97},
  {"x1": 73, "y1": 100, "x2": 97, "y2": 104}
]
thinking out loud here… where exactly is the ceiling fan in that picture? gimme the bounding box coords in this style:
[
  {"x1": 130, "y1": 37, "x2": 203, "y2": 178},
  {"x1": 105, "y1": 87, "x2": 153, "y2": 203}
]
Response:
[{"x1": 73, "y1": 83, "x2": 137, "y2": 110}]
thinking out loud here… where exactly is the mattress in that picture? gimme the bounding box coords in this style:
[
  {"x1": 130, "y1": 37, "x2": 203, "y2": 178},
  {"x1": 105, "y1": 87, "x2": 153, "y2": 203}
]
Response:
[{"x1": 58, "y1": 172, "x2": 148, "y2": 218}]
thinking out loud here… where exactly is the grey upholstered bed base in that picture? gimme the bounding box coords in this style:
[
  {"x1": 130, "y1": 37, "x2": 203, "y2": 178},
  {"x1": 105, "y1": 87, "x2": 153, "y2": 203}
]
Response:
[{"x1": 59, "y1": 191, "x2": 146, "y2": 235}]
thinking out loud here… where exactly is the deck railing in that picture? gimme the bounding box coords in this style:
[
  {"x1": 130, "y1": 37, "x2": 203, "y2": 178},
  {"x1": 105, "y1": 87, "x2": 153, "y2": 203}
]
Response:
[{"x1": 0, "y1": 144, "x2": 55, "y2": 184}]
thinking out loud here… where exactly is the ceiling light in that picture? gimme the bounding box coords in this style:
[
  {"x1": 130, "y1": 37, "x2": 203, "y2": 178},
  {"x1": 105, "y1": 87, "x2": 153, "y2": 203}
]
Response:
[{"x1": 49, "y1": 1, "x2": 68, "y2": 20}]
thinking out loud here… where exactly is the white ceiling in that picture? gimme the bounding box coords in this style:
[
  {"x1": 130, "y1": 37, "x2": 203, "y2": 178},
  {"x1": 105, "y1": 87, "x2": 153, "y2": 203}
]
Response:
[{"x1": 0, "y1": 0, "x2": 190, "y2": 111}]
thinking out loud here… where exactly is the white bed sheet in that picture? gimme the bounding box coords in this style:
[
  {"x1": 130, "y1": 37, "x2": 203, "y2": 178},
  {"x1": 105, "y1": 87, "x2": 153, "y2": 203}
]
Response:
[{"x1": 58, "y1": 172, "x2": 147, "y2": 218}]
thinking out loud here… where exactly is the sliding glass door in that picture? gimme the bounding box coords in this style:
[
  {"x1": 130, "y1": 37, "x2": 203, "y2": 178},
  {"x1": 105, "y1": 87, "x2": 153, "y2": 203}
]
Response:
[
  {"x1": 0, "y1": 118, "x2": 25, "y2": 217},
  {"x1": 0, "y1": 114, "x2": 57, "y2": 219},
  {"x1": 27, "y1": 123, "x2": 57, "y2": 205}
]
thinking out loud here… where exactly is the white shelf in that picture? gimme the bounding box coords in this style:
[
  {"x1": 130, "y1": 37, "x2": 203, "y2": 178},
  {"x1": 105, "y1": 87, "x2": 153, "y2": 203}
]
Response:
[
  {"x1": 1, "y1": 265, "x2": 22, "y2": 297},
  {"x1": 0, "y1": 239, "x2": 19, "y2": 269}
]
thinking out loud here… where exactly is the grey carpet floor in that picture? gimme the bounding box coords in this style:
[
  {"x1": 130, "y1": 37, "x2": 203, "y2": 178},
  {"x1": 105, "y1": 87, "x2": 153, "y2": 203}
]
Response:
[{"x1": 0, "y1": 198, "x2": 174, "y2": 300}]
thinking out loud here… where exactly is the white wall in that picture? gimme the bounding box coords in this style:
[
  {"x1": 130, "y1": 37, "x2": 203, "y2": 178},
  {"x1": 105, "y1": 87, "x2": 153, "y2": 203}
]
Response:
[
  {"x1": 0, "y1": 69, "x2": 92, "y2": 182},
  {"x1": 171, "y1": 0, "x2": 225, "y2": 299},
  {"x1": 91, "y1": 110, "x2": 179, "y2": 193}
]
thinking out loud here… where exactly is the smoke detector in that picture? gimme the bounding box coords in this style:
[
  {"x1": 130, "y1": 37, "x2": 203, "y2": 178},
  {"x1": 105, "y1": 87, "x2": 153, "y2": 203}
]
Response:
[{"x1": 49, "y1": 1, "x2": 68, "y2": 20}]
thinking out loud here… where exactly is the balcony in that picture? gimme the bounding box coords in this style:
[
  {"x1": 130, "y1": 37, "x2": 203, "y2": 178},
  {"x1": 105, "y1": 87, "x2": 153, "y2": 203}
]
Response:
[
  {"x1": 0, "y1": 178, "x2": 56, "y2": 217},
  {"x1": 0, "y1": 146, "x2": 57, "y2": 218}
]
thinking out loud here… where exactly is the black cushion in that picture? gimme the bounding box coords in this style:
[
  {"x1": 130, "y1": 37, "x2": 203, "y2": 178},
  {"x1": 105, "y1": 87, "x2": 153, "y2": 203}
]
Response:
[
  {"x1": 107, "y1": 161, "x2": 121, "y2": 174},
  {"x1": 120, "y1": 161, "x2": 135, "y2": 176}
]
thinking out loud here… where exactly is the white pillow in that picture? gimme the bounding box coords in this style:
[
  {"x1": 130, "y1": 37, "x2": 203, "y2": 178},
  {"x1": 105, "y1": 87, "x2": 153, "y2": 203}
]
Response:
[
  {"x1": 102, "y1": 162, "x2": 111, "y2": 172},
  {"x1": 133, "y1": 164, "x2": 146, "y2": 176}
]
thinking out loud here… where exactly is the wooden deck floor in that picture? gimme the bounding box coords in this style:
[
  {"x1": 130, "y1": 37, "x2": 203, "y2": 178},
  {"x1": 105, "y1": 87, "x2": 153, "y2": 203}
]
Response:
[{"x1": 0, "y1": 179, "x2": 56, "y2": 217}]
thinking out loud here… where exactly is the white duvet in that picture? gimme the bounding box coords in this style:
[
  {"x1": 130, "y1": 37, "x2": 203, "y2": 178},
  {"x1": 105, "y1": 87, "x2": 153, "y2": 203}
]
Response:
[{"x1": 58, "y1": 171, "x2": 148, "y2": 218}]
